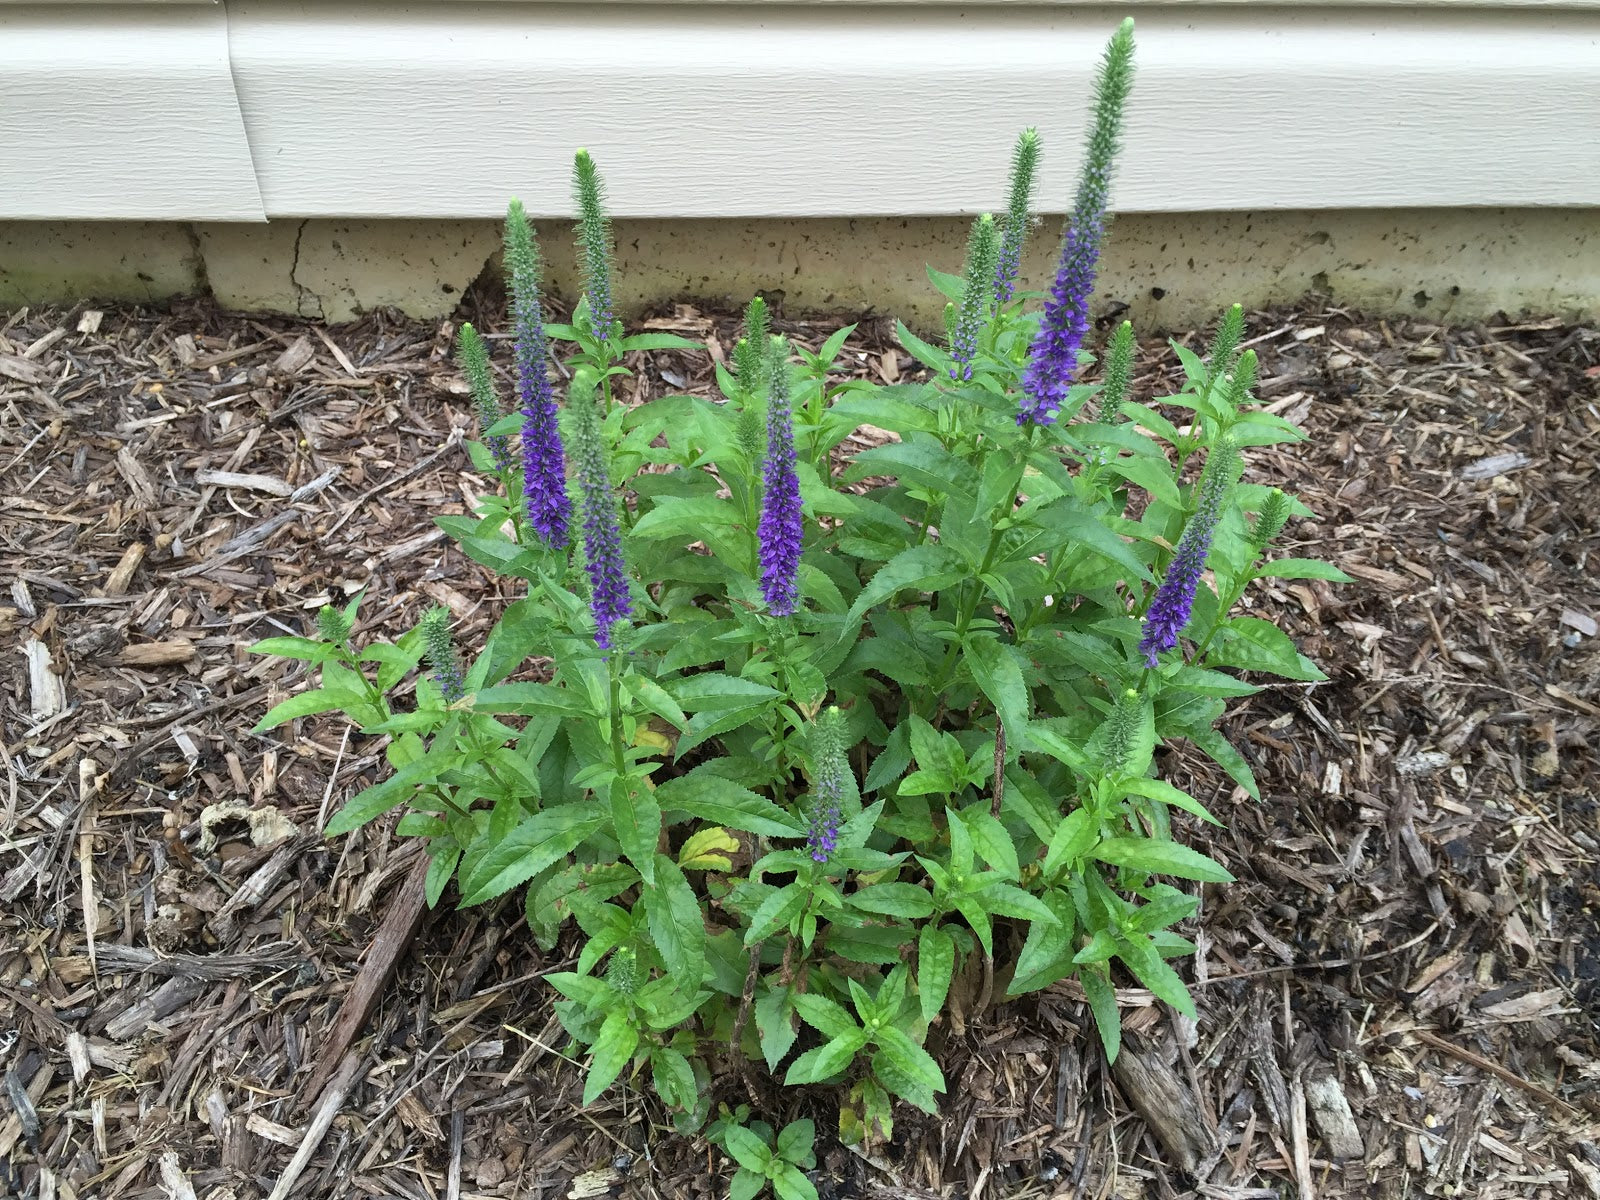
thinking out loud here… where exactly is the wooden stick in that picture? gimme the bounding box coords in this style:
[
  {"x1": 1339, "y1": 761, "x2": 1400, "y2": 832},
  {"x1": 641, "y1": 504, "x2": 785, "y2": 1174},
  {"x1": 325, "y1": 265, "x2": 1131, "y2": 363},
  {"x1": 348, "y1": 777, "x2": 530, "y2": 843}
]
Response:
[
  {"x1": 300, "y1": 854, "x2": 431, "y2": 1108},
  {"x1": 1410, "y1": 1028, "x2": 1579, "y2": 1118},
  {"x1": 267, "y1": 1052, "x2": 364, "y2": 1200}
]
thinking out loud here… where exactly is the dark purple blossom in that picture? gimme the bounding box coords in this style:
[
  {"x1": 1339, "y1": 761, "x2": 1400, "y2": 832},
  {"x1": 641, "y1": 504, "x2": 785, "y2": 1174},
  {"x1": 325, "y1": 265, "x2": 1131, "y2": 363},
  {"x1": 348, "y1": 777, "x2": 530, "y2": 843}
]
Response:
[
  {"x1": 1138, "y1": 446, "x2": 1238, "y2": 667},
  {"x1": 1017, "y1": 209, "x2": 1103, "y2": 425},
  {"x1": 569, "y1": 375, "x2": 632, "y2": 650},
  {"x1": 505, "y1": 202, "x2": 571, "y2": 547},
  {"x1": 758, "y1": 339, "x2": 803, "y2": 617}
]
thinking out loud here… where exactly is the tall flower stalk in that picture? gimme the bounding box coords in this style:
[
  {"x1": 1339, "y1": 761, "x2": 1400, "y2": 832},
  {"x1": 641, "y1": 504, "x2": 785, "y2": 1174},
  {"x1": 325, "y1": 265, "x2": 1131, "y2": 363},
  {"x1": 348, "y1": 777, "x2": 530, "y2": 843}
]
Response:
[
  {"x1": 805, "y1": 707, "x2": 848, "y2": 867},
  {"x1": 994, "y1": 128, "x2": 1041, "y2": 304},
  {"x1": 757, "y1": 337, "x2": 803, "y2": 617},
  {"x1": 456, "y1": 322, "x2": 514, "y2": 476},
  {"x1": 1017, "y1": 18, "x2": 1136, "y2": 426},
  {"x1": 505, "y1": 201, "x2": 571, "y2": 548},
  {"x1": 949, "y1": 214, "x2": 999, "y2": 381},
  {"x1": 420, "y1": 606, "x2": 466, "y2": 702},
  {"x1": 568, "y1": 372, "x2": 632, "y2": 649},
  {"x1": 573, "y1": 149, "x2": 616, "y2": 343},
  {"x1": 1138, "y1": 442, "x2": 1240, "y2": 667}
]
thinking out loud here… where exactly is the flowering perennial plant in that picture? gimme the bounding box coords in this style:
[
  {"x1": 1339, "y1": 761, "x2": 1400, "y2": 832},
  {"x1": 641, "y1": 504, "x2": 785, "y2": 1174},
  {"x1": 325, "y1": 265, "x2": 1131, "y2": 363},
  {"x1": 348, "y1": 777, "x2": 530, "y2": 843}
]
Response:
[{"x1": 254, "y1": 22, "x2": 1343, "y2": 1173}]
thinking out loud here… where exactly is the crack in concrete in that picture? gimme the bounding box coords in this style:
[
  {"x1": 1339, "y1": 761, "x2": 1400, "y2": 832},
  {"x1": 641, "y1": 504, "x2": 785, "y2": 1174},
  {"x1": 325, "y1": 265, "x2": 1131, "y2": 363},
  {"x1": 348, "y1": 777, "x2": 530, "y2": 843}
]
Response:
[{"x1": 288, "y1": 219, "x2": 324, "y2": 320}]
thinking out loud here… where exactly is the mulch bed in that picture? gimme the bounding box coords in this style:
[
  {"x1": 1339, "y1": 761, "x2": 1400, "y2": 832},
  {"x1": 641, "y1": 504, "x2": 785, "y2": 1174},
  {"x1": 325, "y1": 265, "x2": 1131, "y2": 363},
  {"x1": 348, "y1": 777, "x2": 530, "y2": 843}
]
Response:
[{"x1": 1, "y1": 294, "x2": 1597, "y2": 1200}]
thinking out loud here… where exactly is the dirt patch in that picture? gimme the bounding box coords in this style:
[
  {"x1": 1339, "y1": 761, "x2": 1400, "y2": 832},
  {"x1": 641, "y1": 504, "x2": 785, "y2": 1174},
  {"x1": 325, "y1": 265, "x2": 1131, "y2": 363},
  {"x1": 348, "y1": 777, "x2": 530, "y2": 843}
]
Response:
[{"x1": 1, "y1": 297, "x2": 1597, "y2": 1200}]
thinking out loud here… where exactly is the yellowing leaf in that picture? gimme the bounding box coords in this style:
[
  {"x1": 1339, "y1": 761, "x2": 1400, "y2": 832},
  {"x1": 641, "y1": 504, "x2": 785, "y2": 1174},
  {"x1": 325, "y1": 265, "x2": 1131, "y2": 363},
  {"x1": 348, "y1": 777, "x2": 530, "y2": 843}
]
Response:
[
  {"x1": 678, "y1": 826, "x2": 739, "y2": 871},
  {"x1": 633, "y1": 727, "x2": 673, "y2": 753}
]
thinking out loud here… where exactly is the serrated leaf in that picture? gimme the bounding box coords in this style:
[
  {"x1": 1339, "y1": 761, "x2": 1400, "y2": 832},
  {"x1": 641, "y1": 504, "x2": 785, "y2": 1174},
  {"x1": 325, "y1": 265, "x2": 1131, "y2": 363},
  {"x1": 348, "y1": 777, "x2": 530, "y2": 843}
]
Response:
[
  {"x1": 847, "y1": 882, "x2": 934, "y2": 919},
  {"x1": 324, "y1": 753, "x2": 459, "y2": 837},
  {"x1": 964, "y1": 636, "x2": 1029, "y2": 758},
  {"x1": 917, "y1": 923, "x2": 955, "y2": 1024},
  {"x1": 1121, "y1": 778, "x2": 1222, "y2": 825},
  {"x1": 459, "y1": 807, "x2": 605, "y2": 905},
  {"x1": 471, "y1": 681, "x2": 593, "y2": 717},
  {"x1": 1080, "y1": 967, "x2": 1122, "y2": 1062},
  {"x1": 253, "y1": 687, "x2": 370, "y2": 733},
  {"x1": 871, "y1": 1025, "x2": 945, "y2": 1093},
  {"x1": 655, "y1": 767, "x2": 803, "y2": 837},
  {"x1": 583, "y1": 1009, "x2": 639, "y2": 1105},
  {"x1": 793, "y1": 992, "x2": 860, "y2": 1041},
  {"x1": 1116, "y1": 932, "x2": 1197, "y2": 1018},
  {"x1": 611, "y1": 778, "x2": 661, "y2": 885},
  {"x1": 784, "y1": 1029, "x2": 869, "y2": 1085},
  {"x1": 646, "y1": 855, "x2": 705, "y2": 985},
  {"x1": 1254, "y1": 557, "x2": 1353, "y2": 583},
  {"x1": 1091, "y1": 837, "x2": 1235, "y2": 883},
  {"x1": 745, "y1": 883, "x2": 809, "y2": 944}
]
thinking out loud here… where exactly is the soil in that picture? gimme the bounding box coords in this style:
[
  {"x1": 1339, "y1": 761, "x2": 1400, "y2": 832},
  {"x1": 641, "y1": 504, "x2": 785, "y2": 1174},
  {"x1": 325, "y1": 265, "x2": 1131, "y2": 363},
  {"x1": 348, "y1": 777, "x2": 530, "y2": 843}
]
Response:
[{"x1": 0, "y1": 294, "x2": 1597, "y2": 1200}]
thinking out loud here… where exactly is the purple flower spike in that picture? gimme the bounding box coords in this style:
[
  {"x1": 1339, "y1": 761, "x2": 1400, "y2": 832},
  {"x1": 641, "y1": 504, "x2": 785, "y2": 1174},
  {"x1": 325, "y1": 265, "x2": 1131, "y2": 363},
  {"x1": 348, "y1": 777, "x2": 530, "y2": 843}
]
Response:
[
  {"x1": 1138, "y1": 445, "x2": 1238, "y2": 667},
  {"x1": 758, "y1": 338, "x2": 803, "y2": 617},
  {"x1": 505, "y1": 202, "x2": 572, "y2": 548},
  {"x1": 1017, "y1": 20, "x2": 1134, "y2": 426},
  {"x1": 1017, "y1": 211, "x2": 1103, "y2": 425},
  {"x1": 569, "y1": 375, "x2": 632, "y2": 650}
]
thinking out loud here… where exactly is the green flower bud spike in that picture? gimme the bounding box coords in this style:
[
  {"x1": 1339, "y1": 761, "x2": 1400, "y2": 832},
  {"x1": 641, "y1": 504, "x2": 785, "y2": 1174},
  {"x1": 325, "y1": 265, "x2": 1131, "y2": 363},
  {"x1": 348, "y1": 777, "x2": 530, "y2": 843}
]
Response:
[
  {"x1": 1250, "y1": 488, "x2": 1292, "y2": 551},
  {"x1": 316, "y1": 604, "x2": 353, "y2": 647},
  {"x1": 995, "y1": 127, "x2": 1041, "y2": 304},
  {"x1": 950, "y1": 214, "x2": 999, "y2": 381},
  {"x1": 1207, "y1": 303, "x2": 1246, "y2": 377},
  {"x1": 572, "y1": 149, "x2": 616, "y2": 342},
  {"x1": 1099, "y1": 320, "x2": 1136, "y2": 426},
  {"x1": 456, "y1": 321, "x2": 513, "y2": 476}
]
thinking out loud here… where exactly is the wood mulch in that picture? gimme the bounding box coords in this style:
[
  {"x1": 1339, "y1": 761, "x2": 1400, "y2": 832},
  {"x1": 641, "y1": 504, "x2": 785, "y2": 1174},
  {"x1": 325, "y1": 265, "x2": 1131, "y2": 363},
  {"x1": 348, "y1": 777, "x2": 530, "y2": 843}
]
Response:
[{"x1": 1, "y1": 294, "x2": 1597, "y2": 1200}]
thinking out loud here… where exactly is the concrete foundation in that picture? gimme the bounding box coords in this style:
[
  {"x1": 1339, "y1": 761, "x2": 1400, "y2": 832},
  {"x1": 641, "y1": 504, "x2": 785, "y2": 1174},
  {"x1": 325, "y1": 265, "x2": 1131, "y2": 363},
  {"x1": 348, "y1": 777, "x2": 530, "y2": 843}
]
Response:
[{"x1": 3, "y1": 209, "x2": 1596, "y2": 329}]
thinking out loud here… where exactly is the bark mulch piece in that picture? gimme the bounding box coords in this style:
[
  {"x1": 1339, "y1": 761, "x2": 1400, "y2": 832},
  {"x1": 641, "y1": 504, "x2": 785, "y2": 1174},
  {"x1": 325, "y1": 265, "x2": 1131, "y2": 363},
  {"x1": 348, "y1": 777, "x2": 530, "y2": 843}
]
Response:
[{"x1": 0, "y1": 296, "x2": 1597, "y2": 1200}]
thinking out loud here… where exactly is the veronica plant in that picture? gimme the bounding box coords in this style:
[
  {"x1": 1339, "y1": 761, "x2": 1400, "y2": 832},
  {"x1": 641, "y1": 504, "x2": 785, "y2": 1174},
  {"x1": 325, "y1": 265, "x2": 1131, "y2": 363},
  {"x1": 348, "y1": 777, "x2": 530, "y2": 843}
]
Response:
[{"x1": 252, "y1": 15, "x2": 1344, "y2": 1162}]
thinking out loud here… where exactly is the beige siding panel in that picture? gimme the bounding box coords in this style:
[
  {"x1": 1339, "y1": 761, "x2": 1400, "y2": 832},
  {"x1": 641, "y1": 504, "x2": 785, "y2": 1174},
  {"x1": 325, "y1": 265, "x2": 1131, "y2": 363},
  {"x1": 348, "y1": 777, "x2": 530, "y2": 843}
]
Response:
[
  {"x1": 0, "y1": 5, "x2": 263, "y2": 220},
  {"x1": 227, "y1": 3, "x2": 1600, "y2": 219}
]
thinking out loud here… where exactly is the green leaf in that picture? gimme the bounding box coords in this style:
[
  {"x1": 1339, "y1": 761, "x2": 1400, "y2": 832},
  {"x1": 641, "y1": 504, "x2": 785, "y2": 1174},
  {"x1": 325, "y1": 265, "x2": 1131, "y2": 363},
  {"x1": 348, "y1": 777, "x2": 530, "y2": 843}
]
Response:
[
  {"x1": 1024, "y1": 723, "x2": 1092, "y2": 773},
  {"x1": 972, "y1": 883, "x2": 1058, "y2": 924},
  {"x1": 895, "y1": 319, "x2": 953, "y2": 373},
  {"x1": 668, "y1": 672, "x2": 783, "y2": 710},
  {"x1": 655, "y1": 768, "x2": 804, "y2": 837},
  {"x1": 775, "y1": 1118, "x2": 816, "y2": 1167},
  {"x1": 1185, "y1": 725, "x2": 1260, "y2": 800},
  {"x1": 848, "y1": 545, "x2": 967, "y2": 626},
  {"x1": 1205, "y1": 616, "x2": 1327, "y2": 682},
  {"x1": 847, "y1": 882, "x2": 935, "y2": 920},
  {"x1": 784, "y1": 1029, "x2": 869, "y2": 1085},
  {"x1": 729, "y1": 1168, "x2": 765, "y2": 1200},
  {"x1": 756, "y1": 986, "x2": 799, "y2": 1072},
  {"x1": 917, "y1": 924, "x2": 956, "y2": 1024},
  {"x1": 1116, "y1": 932, "x2": 1197, "y2": 1018},
  {"x1": 459, "y1": 807, "x2": 605, "y2": 906},
  {"x1": 632, "y1": 496, "x2": 746, "y2": 541},
  {"x1": 249, "y1": 636, "x2": 335, "y2": 663},
  {"x1": 962, "y1": 808, "x2": 1021, "y2": 882},
  {"x1": 1042, "y1": 808, "x2": 1098, "y2": 877},
  {"x1": 583, "y1": 1009, "x2": 640, "y2": 1105},
  {"x1": 623, "y1": 674, "x2": 688, "y2": 730},
  {"x1": 650, "y1": 1046, "x2": 698, "y2": 1111},
  {"x1": 871, "y1": 1026, "x2": 945, "y2": 1094},
  {"x1": 722, "y1": 1125, "x2": 773, "y2": 1175},
  {"x1": 646, "y1": 855, "x2": 705, "y2": 985},
  {"x1": 1121, "y1": 777, "x2": 1222, "y2": 826},
  {"x1": 253, "y1": 687, "x2": 370, "y2": 733},
  {"x1": 849, "y1": 440, "x2": 979, "y2": 505},
  {"x1": 472, "y1": 681, "x2": 593, "y2": 717},
  {"x1": 324, "y1": 753, "x2": 459, "y2": 837},
  {"x1": 746, "y1": 883, "x2": 809, "y2": 944},
  {"x1": 1080, "y1": 967, "x2": 1122, "y2": 1063},
  {"x1": 619, "y1": 331, "x2": 705, "y2": 352},
  {"x1": 1102, "y1": 454, "x2": 1183, "y2": 507},
  {"x1": 1254, "y1": 557, "x2": 1354, "y2": 583},
  {"x1": 792, "y1": 993, "x2": 860, "y2": 1041},
  {"x1": 773, "y1": 1164, "x2": 819, "y2": 1200},
  {"x1": 1091, "y1": 838, "x2": 1235, "y2": 883},
  {"x1": 964, "y1": 637, "x2": 1029, "y2": 756},
  {"x1": 611, "y1": 778, "x2": 661, "y2": 885}
]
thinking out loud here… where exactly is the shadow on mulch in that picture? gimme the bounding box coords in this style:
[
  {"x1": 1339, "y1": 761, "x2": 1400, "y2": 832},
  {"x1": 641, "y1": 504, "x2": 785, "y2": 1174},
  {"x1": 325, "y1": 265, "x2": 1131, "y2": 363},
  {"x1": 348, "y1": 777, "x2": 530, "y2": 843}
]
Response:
[{"x1": 0, "y1": 295, "x2": 1597, "y2": 1200}]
